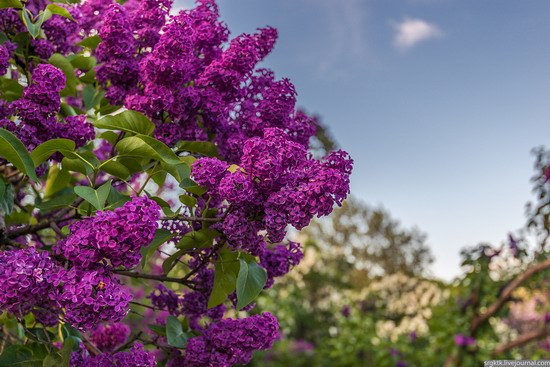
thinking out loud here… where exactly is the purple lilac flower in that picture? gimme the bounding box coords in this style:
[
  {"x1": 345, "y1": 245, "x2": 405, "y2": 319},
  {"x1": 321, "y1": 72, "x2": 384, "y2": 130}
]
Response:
[
  {"x1": 454, "y1": 334, "x2": 476, "y2": 347},
  {"x1": 8, "y1": 64, "x2": 95, "y2": 152},
  {"x1": 0, "y1": 248, "x2": 64, "y2": 326},
  {"x1": 128, "y1": 0, "x2": 172, "y2": 49},
  {"x1": 42, "y1": 4, "x2": 81, "y2": 55},
  {"x1": 56, "y1": 196, "x2": 160, "y2": 269},
  {"x1": 70, "y1": 342, "x2": 155, "y2": 366},
  {"x1": 90, "y1": 323, "x2": 131, "y2": 352},
  {"x1": 78, "y1": 0, "x2": 114, "y2": 34},
  {"x1": 60, "y1": 266, "x2": 132, "y2": 330},
  {"x1": 0, "y1": 45, "x2": 9, "y2": 75},
  {"x1": 184, "y1": 312, "x2": 279, "y2": 367},
  {"x1": 0, "y1": 9, "x2": 25, "y2": 34},
  {"x1": 341, "y1": 305, "x2": 351, "y2": 318},
  {"x1": 291, "y1": 340, "x2": 314, "y2": 354},
  {"x1": 192, "y1": 128, "x2": 352, "y2": 253},
  {"x1": 96, "y1": 3, "x2": 139, "y2": 104},
  {"x1": 260, "y1": 242, "x2": 303, "y2": 288}
]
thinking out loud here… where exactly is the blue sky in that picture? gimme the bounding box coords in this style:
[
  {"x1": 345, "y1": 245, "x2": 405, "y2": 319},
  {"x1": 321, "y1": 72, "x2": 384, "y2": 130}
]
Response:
[{"x1": 175, "y1": 0, "x2": 550, "y2": 280}]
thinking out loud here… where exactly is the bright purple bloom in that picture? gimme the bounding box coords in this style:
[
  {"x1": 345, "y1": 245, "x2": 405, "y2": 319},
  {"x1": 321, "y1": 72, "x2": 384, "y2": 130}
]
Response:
[
  {"x1": 184, "y1": 312, "x2": 279, "y2": 367},
  {"x1": 260, "y1": 242, "x2": 303, "y2": 287},
  {"x1": 56, "y1": 196, "x2": 160, "y2": 269},
  {"x1": 60, "y1": 266, "x2": 132, "y2": 330},
  {"x1": 70, "y1": 342, "x2": 155, "y2": 366},
  {"x1": 0, "y1": 45, "x2": 9, "y2": 75},
  {"x1": 96, "y1": 3, "x2": 139, "y2": 104},
  {"x1": 90, "y1": 323, "x2": 131, "y2": 352},
  {"x1": 0, "y1": 248, "x2": 64, "y2": 326},
  {"x1": 454, "y1": 334, "x2": 476, "y2": 347}
]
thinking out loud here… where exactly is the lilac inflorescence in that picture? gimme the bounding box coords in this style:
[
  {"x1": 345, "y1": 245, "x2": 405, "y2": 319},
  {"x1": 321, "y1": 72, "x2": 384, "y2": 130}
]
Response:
[
  {"x1": 183, "y1": 312, "x2": 279, "y2": 367},
  {"x1": 56, "y1": 196, "x2": 160, "y2": 269},
  {"x1": 70, "y1": 342, "x2": 155, "y2": 367},
  {"x1": 128, "y1": 0, "x2": 172, "y2": 49},
  {"x1": 90, "y1": 323, "x2": 131, "y2": 352},
  {"x1": 0, "y1": 248, "x2": 64, "y2": 325},
  {"x1": 0, "y1": 45, "x2": 9, "y2": 75},
  {"x1": 6, "y1": 64, "x2": 95, "y2": 152},
  {"x1": 96, "y1": 3, "x2": 139, "y2": 104},
  {"x1": 60, "y1": 266, "x2": 132, "y2": 330},
  {"x1": 260, "y1": 241, "x2": 303, "y2": 288},
  {"x1": 192, "y1": 128, "x2": 353, "y2": 253}
]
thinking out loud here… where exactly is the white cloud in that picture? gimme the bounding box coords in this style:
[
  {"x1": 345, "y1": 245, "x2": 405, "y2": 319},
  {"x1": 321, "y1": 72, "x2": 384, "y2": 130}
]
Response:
[
  {"x1": 392, "y1": 18, "x2": 443, "y2": 50},
  {"x1": 301, "y1": 0, "x2": 368, "y2": 79}
]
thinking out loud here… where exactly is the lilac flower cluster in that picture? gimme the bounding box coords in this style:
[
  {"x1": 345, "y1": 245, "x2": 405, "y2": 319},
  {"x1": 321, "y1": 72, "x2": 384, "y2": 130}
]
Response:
[
  {"x1": 183, "y1": 312, "x2": 279, "y2": 367},
  {"x1": 192, "y1": 128, "x2": 353, "y2": 254},
  {"x1": 39, "y1": 4, "x2": 81, "y2": 58},
  {"x1": 127, "y1": 0, "x2": 172, "y2": 49},
  {"x1": 3, "y1": 64, "x2": 94, "y2": 151},
  {"x1": 95, "y1": 3, "x2": 139, "y2": 104},
  {"x1": 115, "y1": 1, "x2": 318, "y2": 156},
  {"x1": 70, "y1": 343, "x2": 155, "y2": 367},
  {"x1": 56, "y1": 196, "x2": 160, "y2": 269},
  {"x1": 260, "y1": 242, "x2": 303, "y2": 288},
  {"x1": 0, "y1": 9, "x2": 25, "y2": 34},
  {"x1": 90, "y1": 323, "x2": 131, "y2": 352},
  {"x1": 60, "y1": 266, "x2": 133, "y2": 330},
  {"x1": 148, "y1": 270, "x2": 225, "y2": 329},
  {"x1": 454, "y1": 334, "x2": 476, "y2": 347},
  {"x1": 0, "y1": 249, "x2": 131, "y2": 329},
  {"x1": 0, "y1": 248, "x2": 63, "y2": 326},
  {"x1": 0, "y1": 45, "x2": 9, "y2": 75},
  {"x1": 78, "y1": 0, "x2": 114, "y2": 34}
]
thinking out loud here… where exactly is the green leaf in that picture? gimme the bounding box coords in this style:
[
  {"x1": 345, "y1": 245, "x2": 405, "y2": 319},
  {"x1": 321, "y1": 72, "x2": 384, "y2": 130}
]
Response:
[
  {"x1": 116, "y1": 135, "x2": 187, "y2": 181},
  {"x1": 166, "y1": 316, "x2": 190, "y2": 348},
  {"x1": 179, "y1": 178, "x2": 207, "y2": 196},
  {"x1": 62, "y1": 157, "x2": 88, "y2": 175},
  {"x1": 45, "y1": 3, "x2": 75, "y2": 21},
  {"x1": 176, "y1": 228, "x2": 220, "y2": 252},
  {"x1": 162, "y1": 249, "x2": 184, "y2": 275},
  {"x1": 36, "y1": 191, "x2": 76, "y2": 212},
  {"x1": 179, "y1": 195, "x2": 197, "y2": 208},
  {"x1": 140, "y1": 229, "x2": 176, "y2": 268},
  {"x1": 0, "y1": 78, "x2": 24, "y2": 101},
  {"x1": 0, "y1": 0, "x2": 22, "y2": 9},
  {"x1": 74, "y1": 181, "x2": 111, "y2": 210},
  {"x1": 60, "y1": 337, "x2": 78, "y2": 367},
  {"x1": 105, "y1": 186, "x2": 131, "y2": 209},
  {"x1": 48, "y1": 53, "x2": 77, "y2": 95},
  {"x1": 0, "y1": 345, "x2": 34, "y2": 367},
  {"x1": 0, "y1": 181, "x2": 14, "y2": 214},
  {"x1": 69, "y1": 55, "x2": 96, "y2": 71},
  {"x1": 236, "y1": 259, "x2": 267, "y2": 310},
  {"x1": 95, "y1": 110, "x2": 155, "y2": 136},
  {"x1": 0, "y1": 128, "x2": 38, "y2": 181},
  {"x1": 208, "y1": 251, "x2": 240, "y2": 308},
  {"x1": 147, "y1": 324, "x2": 166, "y2": 336},
  {"x1": 21, "y1": 9, "x2": 40, "y2": 38},
  {"x1": 177, "y1": 141, "x2": 219, "y2": 157},
  {"x1": 31, "y1": 138, "x2": 75, "y2": 166},
  {"x1": 117, "y1": 135, "x2": 180, "y2": 165},
  {"x1": 44, "y1": 164, "x2": 72, "y2": 198},
  {"x1": 100, "y1": 159, "x2": 131, "y2": 180},
  {"x1": 77, "y1": 35, "x2": 101, "y2": 49},
  {"x1": 43, "y1": 353, "x2": 62, "y2": 367}
]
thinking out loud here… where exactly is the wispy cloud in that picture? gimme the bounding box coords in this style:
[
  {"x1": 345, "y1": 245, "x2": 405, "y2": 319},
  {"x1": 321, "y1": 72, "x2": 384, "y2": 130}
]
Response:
[
  {"x1": 392, "y1": 18, "x2": 443, "y2": 50},
  {"x1": 302, "y1": 0, "x2": 368, "y2": 79}
]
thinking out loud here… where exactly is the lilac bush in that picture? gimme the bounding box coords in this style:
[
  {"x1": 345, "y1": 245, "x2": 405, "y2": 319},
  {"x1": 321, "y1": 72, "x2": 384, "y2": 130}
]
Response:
[{"x1": 0, "y1": 0, "x2": 352, "y2": 366}]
